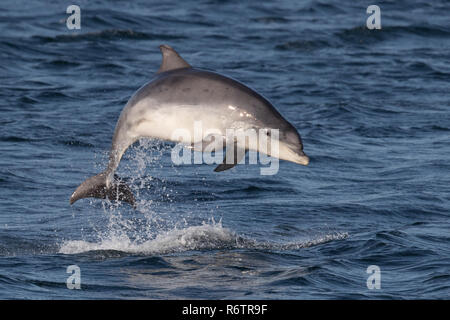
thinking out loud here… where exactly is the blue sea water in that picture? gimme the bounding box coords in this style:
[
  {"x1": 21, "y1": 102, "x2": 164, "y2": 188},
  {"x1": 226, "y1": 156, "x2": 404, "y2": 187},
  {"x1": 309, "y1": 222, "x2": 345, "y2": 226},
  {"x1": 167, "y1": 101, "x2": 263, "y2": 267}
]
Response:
[{"x1": 0, "y1": 0, "x2": 449, "y2": 299}]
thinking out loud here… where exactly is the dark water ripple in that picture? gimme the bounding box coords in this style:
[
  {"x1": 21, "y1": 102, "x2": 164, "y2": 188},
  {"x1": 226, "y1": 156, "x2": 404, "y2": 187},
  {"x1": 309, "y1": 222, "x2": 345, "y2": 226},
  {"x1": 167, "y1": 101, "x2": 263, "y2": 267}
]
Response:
[{"x1": 0, "y1": 0, "x2": 449, "y2": 299}]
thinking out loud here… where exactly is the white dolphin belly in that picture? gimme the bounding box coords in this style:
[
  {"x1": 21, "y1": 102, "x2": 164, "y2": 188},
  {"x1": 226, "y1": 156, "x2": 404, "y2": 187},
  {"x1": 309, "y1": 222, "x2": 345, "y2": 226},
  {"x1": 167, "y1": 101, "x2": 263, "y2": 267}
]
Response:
[{"x1": 129, "y1": 100, "x2": 232, "y2": 144}]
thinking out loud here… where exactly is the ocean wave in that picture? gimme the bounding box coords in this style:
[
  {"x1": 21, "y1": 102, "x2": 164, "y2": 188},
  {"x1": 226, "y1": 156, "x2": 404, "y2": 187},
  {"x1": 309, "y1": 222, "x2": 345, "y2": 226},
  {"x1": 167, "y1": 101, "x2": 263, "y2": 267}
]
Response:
[
  {"x1": 336, "y1": 24, "x2": 450, "y2": 44},
  {"x1": 32, "y1": 29, "x2": 186, "y2": 43},
  {"x1": 58, "y1": 222, "x2": 348, "y2": 255},
  {"x1": 275, "y1": 39, "x2": 331, "y2": 51}
]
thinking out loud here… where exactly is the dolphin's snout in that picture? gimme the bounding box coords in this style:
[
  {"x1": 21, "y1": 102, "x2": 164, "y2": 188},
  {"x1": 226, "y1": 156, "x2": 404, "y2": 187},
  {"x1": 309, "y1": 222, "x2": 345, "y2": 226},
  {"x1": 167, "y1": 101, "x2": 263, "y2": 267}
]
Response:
[
  {"x1": 289, "y1": 148, "x2": 309, "y2": 166},
  {"x1": 299, "y1": 155, "x2": 310, "y2": 165},
  {"x1": 295, "y1": 151, "x2": 310, "y2": 166},
  {"x1": 277, "y1": 143, "x2": 310, "y2": 166}
]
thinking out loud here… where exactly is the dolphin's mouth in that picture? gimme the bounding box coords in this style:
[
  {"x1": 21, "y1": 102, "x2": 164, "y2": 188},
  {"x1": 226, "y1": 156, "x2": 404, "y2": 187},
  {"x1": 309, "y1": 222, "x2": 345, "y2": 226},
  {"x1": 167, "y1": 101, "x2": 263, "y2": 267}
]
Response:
[
  {"x1": 272, "y1": 142, "x2": 310, "y2": 166},
  {"x1": 283, "y1": 147, "x2": 309, "y2": 166},
  {"x1": 293, "y1": 150, "x2": 310, "y2": 166}
]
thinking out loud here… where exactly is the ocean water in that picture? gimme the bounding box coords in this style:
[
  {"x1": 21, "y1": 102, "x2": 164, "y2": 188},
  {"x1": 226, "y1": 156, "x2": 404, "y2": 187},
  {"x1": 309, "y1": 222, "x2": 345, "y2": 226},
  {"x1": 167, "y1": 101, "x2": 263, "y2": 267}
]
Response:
[{"x1": 0, "y1": 0, "x2": 449, "y2": 299}]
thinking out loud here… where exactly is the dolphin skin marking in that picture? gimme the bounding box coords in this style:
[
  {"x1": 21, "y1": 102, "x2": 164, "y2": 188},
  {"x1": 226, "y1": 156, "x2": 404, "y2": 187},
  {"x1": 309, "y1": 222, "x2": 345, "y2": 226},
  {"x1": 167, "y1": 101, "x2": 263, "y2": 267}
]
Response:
[{"x1": 70, "y1": 45, "x2": 309, "y2": 207}]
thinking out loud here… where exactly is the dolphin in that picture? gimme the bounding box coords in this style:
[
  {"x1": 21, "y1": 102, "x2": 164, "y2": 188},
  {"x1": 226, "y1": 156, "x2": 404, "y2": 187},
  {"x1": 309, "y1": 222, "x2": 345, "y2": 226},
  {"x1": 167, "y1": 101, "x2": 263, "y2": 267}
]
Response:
[{"x1": 70, "y1": 45, "x2": 309, "y2": 206}]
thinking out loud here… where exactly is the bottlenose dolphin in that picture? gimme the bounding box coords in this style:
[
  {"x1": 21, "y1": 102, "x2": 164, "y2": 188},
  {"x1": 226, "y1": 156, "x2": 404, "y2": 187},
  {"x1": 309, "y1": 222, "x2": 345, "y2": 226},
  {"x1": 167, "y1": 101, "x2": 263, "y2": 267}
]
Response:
[{"x1": 70, "y1": 45, "x2": 309, "y2": 206}]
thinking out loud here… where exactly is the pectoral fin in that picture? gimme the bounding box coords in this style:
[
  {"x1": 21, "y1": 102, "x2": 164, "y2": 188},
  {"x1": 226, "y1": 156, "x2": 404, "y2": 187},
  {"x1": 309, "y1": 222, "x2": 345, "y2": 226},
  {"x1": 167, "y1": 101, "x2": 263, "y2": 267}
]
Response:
[{"x1": 214, "y1": 142, "x2": 247, "y2": 172}]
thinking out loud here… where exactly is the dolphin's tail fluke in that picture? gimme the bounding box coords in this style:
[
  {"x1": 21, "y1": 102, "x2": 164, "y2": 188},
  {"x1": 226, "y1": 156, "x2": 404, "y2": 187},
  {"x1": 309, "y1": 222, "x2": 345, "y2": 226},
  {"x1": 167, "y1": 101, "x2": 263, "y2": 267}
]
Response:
[{"x1": 70, "y1": 172, "x2": 136, "y2": 207}]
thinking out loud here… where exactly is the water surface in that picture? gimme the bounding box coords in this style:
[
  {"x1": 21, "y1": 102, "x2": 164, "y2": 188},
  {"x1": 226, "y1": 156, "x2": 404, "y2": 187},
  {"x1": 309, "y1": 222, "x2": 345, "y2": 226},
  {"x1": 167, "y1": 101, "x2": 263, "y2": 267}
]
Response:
[{"x1": 0, "y1": 0, "x2": 449, "y2": 299}]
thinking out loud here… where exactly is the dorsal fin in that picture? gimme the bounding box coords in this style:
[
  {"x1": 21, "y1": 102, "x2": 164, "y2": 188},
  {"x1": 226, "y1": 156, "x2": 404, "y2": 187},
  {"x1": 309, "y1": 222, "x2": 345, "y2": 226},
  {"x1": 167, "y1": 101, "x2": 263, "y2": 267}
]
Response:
[{"x1": 157, "y1": 44, "x2": 191, "y2": 73}]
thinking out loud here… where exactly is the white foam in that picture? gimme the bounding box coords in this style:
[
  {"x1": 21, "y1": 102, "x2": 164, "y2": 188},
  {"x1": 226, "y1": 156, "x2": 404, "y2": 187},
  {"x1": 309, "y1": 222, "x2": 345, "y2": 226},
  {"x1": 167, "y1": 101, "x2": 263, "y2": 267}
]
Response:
[
  {"x1": 59, "y1": 222, "x2": 237, "y2": 255},
  {"x1": 59, "y1": 220, "x2": 348, "y2": 255}
]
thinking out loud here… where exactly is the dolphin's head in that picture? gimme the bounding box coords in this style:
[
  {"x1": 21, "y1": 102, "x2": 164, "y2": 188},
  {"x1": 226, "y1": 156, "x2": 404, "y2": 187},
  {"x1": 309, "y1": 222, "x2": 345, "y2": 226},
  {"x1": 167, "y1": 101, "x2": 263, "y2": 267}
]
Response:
[
  {"x1": 277, "y1": 126, "x2": 309, "y2": 165},
  {"x1": 259, "y1": 122, "x2": 309, "y2": 166}
]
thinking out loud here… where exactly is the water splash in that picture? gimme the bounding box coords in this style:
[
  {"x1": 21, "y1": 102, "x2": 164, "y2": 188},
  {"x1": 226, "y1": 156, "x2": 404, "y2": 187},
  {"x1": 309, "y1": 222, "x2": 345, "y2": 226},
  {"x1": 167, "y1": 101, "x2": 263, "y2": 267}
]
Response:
[
  {"x1": 64, "y1": 140, "x2": 348, "y2": 256},
  {"x1": 59, "y1": 218, "x2": 348, "y2": 255}
]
